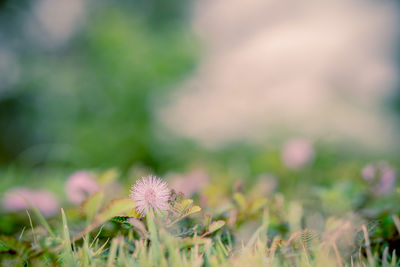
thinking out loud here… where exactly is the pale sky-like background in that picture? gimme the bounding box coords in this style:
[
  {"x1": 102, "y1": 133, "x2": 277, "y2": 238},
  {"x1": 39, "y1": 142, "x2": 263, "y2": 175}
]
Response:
[{"x1": 160, "y1": 0, "x2": 400, "y2": 150}]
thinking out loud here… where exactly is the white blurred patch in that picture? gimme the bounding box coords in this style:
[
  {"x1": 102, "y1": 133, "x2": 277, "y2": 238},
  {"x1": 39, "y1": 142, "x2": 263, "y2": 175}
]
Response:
[
  {"x1": 160, "y1": 0, "x2": 400, "y2": 149},
  {"x1": 26, "y1": 0, "x2": 84, "y2": 48}
]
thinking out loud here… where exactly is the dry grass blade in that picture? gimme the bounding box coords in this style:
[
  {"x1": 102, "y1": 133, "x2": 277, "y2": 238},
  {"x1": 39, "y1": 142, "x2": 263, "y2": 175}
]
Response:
[
  {"x1": 362, "y1": 224, "x2": 373, "y2": 266},
  {"x1": 392, "y1": 215, "x2": 400, "y2": 235}
]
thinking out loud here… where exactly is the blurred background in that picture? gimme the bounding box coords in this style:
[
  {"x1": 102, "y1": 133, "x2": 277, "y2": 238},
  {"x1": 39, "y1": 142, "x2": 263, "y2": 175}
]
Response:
[{"x1": 0, "y1": 0, "x2": 400, "y2": 199}]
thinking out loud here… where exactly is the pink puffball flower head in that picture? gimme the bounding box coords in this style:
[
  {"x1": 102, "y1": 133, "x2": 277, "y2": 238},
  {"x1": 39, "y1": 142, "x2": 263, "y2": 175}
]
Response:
[
  {"x1": 2, "y1": 188, "x2": 60, "y2": 218},
  {"x1": 281, "y1": 138, "x2": 315, "y2": 170},
  {"x1": 66, "y1": 171, "x2": 100, "y2": 205},
  {"x1": 130, "y1": 175, "x2": 171, "y2": 216}
]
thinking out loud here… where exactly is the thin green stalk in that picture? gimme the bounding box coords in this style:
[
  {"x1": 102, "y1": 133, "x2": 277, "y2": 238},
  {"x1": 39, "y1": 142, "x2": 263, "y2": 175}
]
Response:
[{"x1": 147, "y1": 209, "x2": 161, "y2": 265}]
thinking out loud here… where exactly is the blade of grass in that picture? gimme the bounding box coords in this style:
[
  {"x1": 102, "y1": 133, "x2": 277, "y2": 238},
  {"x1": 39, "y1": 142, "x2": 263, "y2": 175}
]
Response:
[
  {"x1": 392, "y1": 215, "x2": 400, "y2": 235},
  {"x1": 18, "y1": 226, "x2": 26, "y2": 241},
  {"x1": 332, "y1": 242, "x2": 343, "y2": 267},
  {"x1": 61, "y1": 208, "x2": 76, "y2": 266},
  {"x1": 246, "y1": 223, "x2": 267, "y2": 250},
  {"x1": 391, "y1": 249, "x2": 396, "y2": 267},
  {"x1": 93, "y1": 238, "x2": 110, "y2": 256},
  {"x1": 26, "y1": 210, "x2": 37, "y2": 246},
  {"x1": 90, "y1": 225, "x2": 104, "y2": 248},
  {"x1": 72, "y1": 198, "x2": 134, "y2": 243},
  {"x1": 382, "y1": 246, "x2": 389, "y2": 267},
  {"x1": 362, "y1": 224, "x2": 373, "y2": 266},
  {"x1": 106, "y1": 238, "x2": 119, "y2": 267},
  {"x1": 26, "y1": 199, "x2": 55, "y2": 237}
]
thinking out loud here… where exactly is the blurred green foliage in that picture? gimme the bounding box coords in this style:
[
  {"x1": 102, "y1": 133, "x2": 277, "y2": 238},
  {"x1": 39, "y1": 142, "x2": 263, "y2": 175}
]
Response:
[
  {"x1": 0, "y1": 0, "x2": 197, "y2": 170},
  {"x1": 0, "y1": 1, "x2": 399, "y2": 265}
]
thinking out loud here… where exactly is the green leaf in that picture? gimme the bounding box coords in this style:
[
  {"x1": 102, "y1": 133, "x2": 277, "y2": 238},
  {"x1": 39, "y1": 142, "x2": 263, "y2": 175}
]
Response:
[
  {"x1": 98, "y1": 168, "x2": 119, "y2": 185},
  {"x1": 111, "y1": 216, "x2": 130, "y2": 224},
  {"x1": 125, "y1": 208, "x2": 142, "y2": 218},
  {"x1": 249, "y1": 198, "x2": 268, "y2": 214},
  {"x1": 81, "y1": 191, "x2": 104, "y2": 222},
  {"x1": 96, "y1": 198, "x2": 135, "y2": 223},
  {"x1": 233, "y1": 193, "x2": 247, "y2": 211},
  {"x1": 184, "y1": 206, "x2": 201, "y2": 216},
  {"x1": 72, "y1": 198, "x2": 135, "y2": 242},
  {"x1": 168, "y1": 200, "x2": 201, "y2": 227},
  {"x1": 208, "y1": 220, "x2": 225, "y2": 234},
  {"x1": 204, "y1": 214, "x2": 212, "y2": 228},
  {"x1": 174, "y1": 199, "x2": 193, "y2": 214}
]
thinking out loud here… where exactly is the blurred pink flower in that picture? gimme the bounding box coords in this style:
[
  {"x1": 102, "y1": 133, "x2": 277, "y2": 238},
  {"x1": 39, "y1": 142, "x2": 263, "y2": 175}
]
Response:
[
  {"x1": 281, "y1": 138, "x2": 315, "y2": 170},
  {"x1": 130, "y1": 175, "x2": 170, "y2": 215},
  {"x1": 2, "y1": 188, "x2": 60, "y2": 217},
  {"x1": 233, "y1": 180, "x2": 243, "y2": 193},
  {"x1": 361, "y1": 164, "x2": 376, "y2": 181},
  {"x1": 65, "y1": 171, "x2": 100, "y2": 205},
  {"x1": 255, "y1": 174, "x2": 278, "y2": 195},
  {"x1": 170, "y1": 169, "x2": 210, "y2": 197},
  {"x1": 361, "y1": 161, "x2": 397, "y2": 195},
  {"x1": 377, "y1": 167, "x2": 396, "y2": 195}
]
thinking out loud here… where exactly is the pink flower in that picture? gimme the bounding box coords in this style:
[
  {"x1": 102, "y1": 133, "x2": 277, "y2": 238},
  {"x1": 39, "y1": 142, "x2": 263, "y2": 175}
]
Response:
[
  {"x1": 255, "y1": 174, "x2": 278, "y2": 195},
  {"x1": 65, "y1": 171, "x2": 100, "y2": 205},
  {"x1": 361, "y1": 164, "x2": 376, "y2": 181},
  {"x1": 281, "y1": 138, "x2": 315, "y2": 170},
  {"x1": 377, "y1": 167, "x2": 396, "y2": 195},
  {"x1": 170, "y1": 169, "x2": 210, "y2": 197},
  {"x1": 361, "y1": 161, "x2": 397, "y2": 195},
  {"x1": 2, "y1": 188, "x2": 60, "y2": 217},
  {"x1": 130, "y1": 175, "x2": 170, "y2": 215}
]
